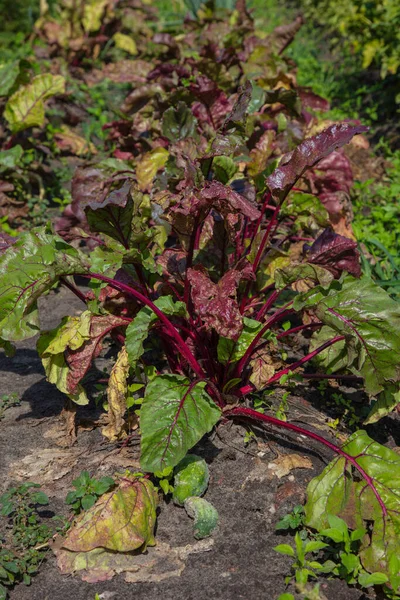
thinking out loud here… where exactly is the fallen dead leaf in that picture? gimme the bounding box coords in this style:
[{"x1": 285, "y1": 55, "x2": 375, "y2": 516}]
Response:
[
  {"x1": 53, "y1": 537, "x2": 213, "y2": 584},
  {"x1": 9, "y1": 447, "x2": 83, "y2": 486},
  {"x1": 267, "y1": 453, "x2": 313, "y2": 478}
]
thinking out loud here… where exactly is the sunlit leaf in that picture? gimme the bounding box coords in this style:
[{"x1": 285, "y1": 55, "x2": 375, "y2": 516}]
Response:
[
  {"x1": 62, "y1": 473, "x2": 158, "y2": 552},
  {"x1": 4, "y1": 74, "x2": 65, "y2": 133},
  {"x1": 304, "y1": 429, "x2": 400, "y2": 579},
  {"x1": 0, "y1": 227, "x2": 88, "y2": 342},
  {"x1": 140, "y1": 375, "x2": 221, "y2": 472},
  {"x1": 295, "y1": 277, "x2": 400, "y2": 395}
]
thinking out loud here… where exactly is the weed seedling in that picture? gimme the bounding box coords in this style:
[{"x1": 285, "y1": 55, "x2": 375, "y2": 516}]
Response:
[
  {"x1": 65, "y1": 471, "x2": 115, "y2": 514},
  {"x1": 0, "y1": 483, "x2": 54, "y2": 598},
  {"x1": 0, "y1": 393, "x2": 19, "y2": 420}
]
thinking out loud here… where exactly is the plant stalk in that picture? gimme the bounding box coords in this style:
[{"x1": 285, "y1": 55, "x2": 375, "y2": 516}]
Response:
[
  {"x1": 84, "y1": 272, "x2": 205, "y2": 379},
  {"x1": 225, "y1": 405, "x2": 387, "y2": 515}
]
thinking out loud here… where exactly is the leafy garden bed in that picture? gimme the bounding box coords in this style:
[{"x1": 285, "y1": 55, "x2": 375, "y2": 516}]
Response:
[{"x1": 1, "y1": 2, "x2": 400, "y2": 599}]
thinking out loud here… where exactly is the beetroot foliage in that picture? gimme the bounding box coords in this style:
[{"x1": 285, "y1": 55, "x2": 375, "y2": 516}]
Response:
[{"x1": 1, "y1": 0, "x2": 400, "y2": 589}]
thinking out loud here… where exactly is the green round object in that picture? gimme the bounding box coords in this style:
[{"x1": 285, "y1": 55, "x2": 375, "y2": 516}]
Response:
[{"x1": 172, "y1": 454, "x2": 209, "y2": 506}]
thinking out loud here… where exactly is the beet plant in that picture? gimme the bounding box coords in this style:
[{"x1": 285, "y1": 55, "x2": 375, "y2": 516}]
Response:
[
  {"x1": 1, "y1": 118, "x2": 400, "y2": 585},
  {"x1": 1, "y1": 0, "x2": 400, "y2": 592}
]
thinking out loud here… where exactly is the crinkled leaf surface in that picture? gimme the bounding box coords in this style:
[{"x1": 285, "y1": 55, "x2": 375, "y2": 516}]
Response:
[
  {"x1": 140, "y1": 375, "x2": 221, "y2": 473},
  {"x1": 173, "y1": 455, "x2": 209, "y2": 506},
  {"x1": 0, "y1": 228, "x2": 88, "y2": 342},
  {"x1": 304, "y1": 430, "x2": 400, "y2": 578},
  {"x1": 4, "y1": 74, "x2": 65, "y2": 133},
  {"x1": 102, "y1": 346, "x2": 130, "y2": 441},
  {"x1": 62, "y1": 474, "x2": 157, "y2": 553},
  {"x1": 294, "y1": 277, "x2": 400, "y2": 395},
  {"x1": 0, "y1": 60, "x2": 20, "y2": 97},
  {"x1": 266, "y1": 123, "x2": 367, "y2": 204},
  {"x1": 125, "y1": 296, "x2": 187, "y2": 367},
  {"x1": 184, "y1": 497, "x2": 219, "y2": 540},
  {"x1": 274, "y1": 263, "x2": 334, "y2": 291},
  {"x1": 249, "y1": 346, "x2": 276, "y2": 390},
  {"x1": 281, "y1": 192, "x2": 330, "y2": 232},
  {"x1": 188, "y1": 266, "x2": 252, "y2": 340},
  {"x1": 305, "y1": 229, "x2": 361, "y2": 278},
  {"x1": 65, "y1": 313, "x2": 128, "y2": 394}
]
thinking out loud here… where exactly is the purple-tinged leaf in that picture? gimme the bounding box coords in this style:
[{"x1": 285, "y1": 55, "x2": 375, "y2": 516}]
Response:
[
  {"x1": 65, "y1": 314, "x2": 128, "y2": 395},
  {"x1": 198, "y1": 181, "x2": 260, "y2": 222},
  {"x1": 266, "y1": 123, "x2": 368, "y2": 204},
  {"x1": 223, "y1": 80, "x2": 252, "y2": 130},
  {"x1": 188, "y1": 265, "x2": 253, "y2": 340},
  {"x1": 85, "y1": 181, "x2": 134, "y2": 247},
  {"x1": 307, "y1": 150, "x2": 355, "y2": 230},
  {"x1": 298, "y1": 88, "x2": 330, "y2": 112},
  {"x1": 140, "y1": 374, "x2": 221, "y2": 472},
  {"x1": 190, "y1": 76, "x2": 232, "y2": 130},
  {"x1": 305, "y1": 229, "x2": 361, "y2": 278},
  {"x1": 0, "y1": 232, "x2": 16, "y2": 255},
  {"x1": 270, "y1": 16, "x2": 304, "y2": 54}
]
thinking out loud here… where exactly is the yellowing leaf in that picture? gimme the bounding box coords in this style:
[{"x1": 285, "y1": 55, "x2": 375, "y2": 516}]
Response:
[
  {"x1": 62, "y1": 473, "x2": 158, "y2": 553},
  {"x1": 37, "y1": 311, "x2": 92, "y2": 406},
  {"x1": 249, "y1": 347, "x2": 276, "y2": 390},
  {"x1": 102, "y1": 346, "x2": 130, "y2": 441},
  {"x1": 4, "y1": 74, "x2": 65, "y2": 133},
  {"x1": 82, "y1": 0, "x2": 108, "y2": 33},
  {"x1": 54, "y1": 125, "x2": 96, "y2": 156},
  {"x1": 136, "y1": 147, "x2": 169, "y2": 192},
  {"x1": 113, "y1": 33, "x2": 138, "y2": 56}
]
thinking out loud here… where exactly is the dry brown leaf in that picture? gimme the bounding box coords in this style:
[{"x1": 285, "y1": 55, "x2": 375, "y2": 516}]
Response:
[
  {"x1": 53, "y1": 537, "x2": 213, "y2": 584},
  {"x1": 102, "y1": 346, "x2": 130, "y2": 441},
  {"x1": 267, "y1": 453, "x2": 313, "y2": 478},
  {"x1": 9, "y1": 447, "x2": 82, "y2": 486}
]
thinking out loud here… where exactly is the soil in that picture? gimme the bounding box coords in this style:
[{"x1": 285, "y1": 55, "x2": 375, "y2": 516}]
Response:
[{"x1": 0, "y1": 286, "x2": 386, "y2": 600}]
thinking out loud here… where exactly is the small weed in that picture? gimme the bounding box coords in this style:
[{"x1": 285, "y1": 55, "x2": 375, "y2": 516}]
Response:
[
  {"x1": 0, "y1": 483, "x2": 59, "y2": 598},
  {"x1": 65, "y1": 471, "x2": 115, "y2": 514},
  {"x1": 275, "y1": 513, "x2": 392, "y2": 597},
  {"x1": 0, "y1": 393, "x2": 19, "y2": 420}
]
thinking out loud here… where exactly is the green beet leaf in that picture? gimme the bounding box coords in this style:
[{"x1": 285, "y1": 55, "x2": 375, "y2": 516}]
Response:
[
  {"x1": 4, "y1": 74, "x2": 65, "y2": 133},
  {"x1": 0, "y1": 145, "x2": 23, "y2": 174},
  {"x1": 281, "y1": 192, "x2": 330, "y2": 232},
  {"x1": 0, "y1": 60, "x2": 21, "y2": 97},
  {"x1": 304, "y1": 429, "x2": 400, "y2": 579},
  {"x1": 125, "y1": 296, "x2": 187, "y2": 367},
  {"x1": 161, "y1": 101, "x2": 196, "y2": 142},
  {"x1": 217, "y1": 317, "x2": 263, "y2": 364},
  {"x1": 364, "y1": 384, "x2": 400, "y2": 424},
  {"x1": 140, "y1": 375, "x2": 221, "y2": 473},
  {"x1": 173, "y1": 455, "x2": 209, "y2": 506},
  {"x1": 275, "y1": 263, "x2": 334, "y2": 290},
  {"x1": 0, "y1": 227, "x2": 89, "y2": 342},
  {"x1": 184, "y1": 497, "x2": 219, "y2": 539},
  {"x1": 294, "y1": 276, "x2": 400, "y2": 395}
]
